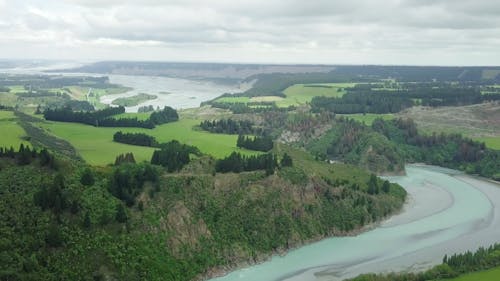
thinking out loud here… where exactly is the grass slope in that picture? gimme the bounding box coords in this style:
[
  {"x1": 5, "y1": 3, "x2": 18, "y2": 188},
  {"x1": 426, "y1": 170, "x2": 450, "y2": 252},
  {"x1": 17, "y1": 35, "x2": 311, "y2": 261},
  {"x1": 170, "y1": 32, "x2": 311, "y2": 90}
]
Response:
[
  {"x1": 112, "y1": 112, "x2": 152, "y2": 121},
  {"x1": 445, "y1": 267, "x2": 500, "y2": 281},
  {"x1": 473, "y1": 136, "x2": 500, "y2": 150},
  {"x1": 40, "y1": 118, "x2": 259, "y2": 165},
  {"x1": 213, "y1": 83, "x2": 355, "y2": 108},
  {"x1": 0, "y1": 110, "x2": 30, "y2": 148},
  {"x1": 279, "y1": 83, "x2": 355, "y2": 107}
]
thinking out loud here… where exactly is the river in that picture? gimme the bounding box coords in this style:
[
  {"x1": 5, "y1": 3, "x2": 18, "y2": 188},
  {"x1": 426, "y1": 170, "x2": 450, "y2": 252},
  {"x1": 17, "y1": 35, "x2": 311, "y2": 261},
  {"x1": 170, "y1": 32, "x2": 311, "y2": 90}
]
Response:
[
  {"x1": 100, "y1": 75, "x2": 246, "y2": 112},
  {"x1": 209, "y1": 164, "x2": 500, "y2": 281}
]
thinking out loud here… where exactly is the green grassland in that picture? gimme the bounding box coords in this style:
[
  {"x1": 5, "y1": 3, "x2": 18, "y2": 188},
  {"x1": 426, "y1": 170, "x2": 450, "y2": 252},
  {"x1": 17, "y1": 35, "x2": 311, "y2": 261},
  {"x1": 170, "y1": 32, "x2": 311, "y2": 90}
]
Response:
[
  {"x1": 213, "y1": 83, "x2": 355, "y2": 108},
  {"x1": 339, "y1": 113, "x2": 395, "y2": 125},
  {"x1": 214, "y1": 96, "x2": 251, "y2": 103},
  {"x1": 112, "y1": 112, "x2": 152, "y2": 121},
  {"x1": 7, "y1": 85, "x2": 26, "y2": 93},
  {"x1": 442, "y1": 267, "x2": 500, "y2": 281},
  {"x1": 278, "y1": 83, "x2": 355, "y2": 107},
  {"x1": 39, "y1": 118, "x2": 260, "y2": 166},
  {"x1": 0, "y1": 91, "x2": 18, "y2": 107},
  {"x1": 473, "y1": 136, "x2": 500, "y2": 150},
  {"x1": 0, "y1": 111, "x2": 30, "y2": 148}
]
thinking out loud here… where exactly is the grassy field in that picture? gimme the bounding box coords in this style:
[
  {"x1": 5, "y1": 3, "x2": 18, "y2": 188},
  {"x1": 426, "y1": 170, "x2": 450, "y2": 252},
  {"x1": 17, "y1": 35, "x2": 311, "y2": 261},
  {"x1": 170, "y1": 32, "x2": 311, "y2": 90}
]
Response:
[
  {"x1": 444, "y1": 266, "x2": 500, "y2": 281},
  {"x1": 7, "y1": 85, "x2": 25, "y2": 93},
  {"x1": 250, "y1": 96, "x2": 284, "y2": 102},
  {"x1": 213, "y1": 96, "x2": 251, "y2": 103},
  {"x1": 473, "y1": 136, "x2": 500, "y2": 150},
  {"x1": 112, "y1": 112, "x2": 152, "y2": 121},
  {"x1": 213, "y1": 83, "x2": 355, "y2": 108},
  {"x1": 278, "y1": 83, "x2": 355, "y2": 107},
  {"x1": 39, "y1": 118, "x2": 260, "y2": 166},
  {"x1": 339, "y1": 113, "x2": 395, "y2": 125},
  {"x1": 0, "y1": 92, "x2": 18, "y2": 107},
  {"x1": 0, "y1": 111, "x2": 30, "y2": 148}
]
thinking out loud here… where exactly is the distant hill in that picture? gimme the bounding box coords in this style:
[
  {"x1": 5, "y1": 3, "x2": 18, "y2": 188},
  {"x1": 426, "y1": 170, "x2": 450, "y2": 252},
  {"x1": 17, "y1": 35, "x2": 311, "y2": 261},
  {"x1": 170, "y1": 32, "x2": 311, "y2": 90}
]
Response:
[{"x1": 51, "y1": 61, "x2": 336, "y2": 81}]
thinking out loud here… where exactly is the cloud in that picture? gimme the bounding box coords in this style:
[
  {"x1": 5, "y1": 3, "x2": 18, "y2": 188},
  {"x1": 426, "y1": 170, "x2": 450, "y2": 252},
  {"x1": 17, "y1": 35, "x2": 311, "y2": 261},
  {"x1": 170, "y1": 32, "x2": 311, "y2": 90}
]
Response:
[{"x1": 0, "y1": 0, "x2": 499, "y2": 65}]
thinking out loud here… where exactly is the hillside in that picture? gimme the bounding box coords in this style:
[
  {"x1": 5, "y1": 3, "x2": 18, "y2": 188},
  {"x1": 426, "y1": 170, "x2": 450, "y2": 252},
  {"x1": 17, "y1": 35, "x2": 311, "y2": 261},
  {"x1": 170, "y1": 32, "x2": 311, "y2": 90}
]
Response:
[{"x1": 0, "y1": 144, "x2": 406, "y2": 281}]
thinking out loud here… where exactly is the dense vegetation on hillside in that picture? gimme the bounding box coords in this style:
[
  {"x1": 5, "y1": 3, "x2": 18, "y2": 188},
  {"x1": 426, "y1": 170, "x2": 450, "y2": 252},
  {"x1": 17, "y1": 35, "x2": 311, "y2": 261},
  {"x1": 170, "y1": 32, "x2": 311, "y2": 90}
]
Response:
[
  {"x1": 372, "y1": 118, "x2": 500, "y2": 179},
  {"x1": 0, "y1": 143, "x2": 406, "y2": 281},
  {"x1": 306, "y1": 116, "x2": 500, "y2": 179},
  {"x1": 2, "y1": 66, "x2": 499, "y2": 281}
]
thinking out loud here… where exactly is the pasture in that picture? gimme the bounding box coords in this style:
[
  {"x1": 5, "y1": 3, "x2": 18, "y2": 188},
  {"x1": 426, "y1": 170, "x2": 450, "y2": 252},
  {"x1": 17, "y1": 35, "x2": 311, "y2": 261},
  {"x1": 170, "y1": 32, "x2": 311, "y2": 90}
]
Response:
[
  {"x1": 473, "y1": 136, "x2": 500, "y2": 150},
  {"x1": 40, "y1": 118, "x2": 260, "y2": 166},
  {"x1": 213, "y1": 96, "x2": 251, "y2": 103},
  {"x1": 113, "y1": 112, "x2": 152, "y2": 121},
  {"x1": 213, "y1": 83, "x2": 356, "y2": 108},
  {"x1": 278, "y1": 83, "x2": 355, "y2": 107},
  {"x1": 0, "y1": 110, "x2": 30, "y2": 148},
  {"x1": 445, "y1": 266, "x2": 500, "y2": 281}
]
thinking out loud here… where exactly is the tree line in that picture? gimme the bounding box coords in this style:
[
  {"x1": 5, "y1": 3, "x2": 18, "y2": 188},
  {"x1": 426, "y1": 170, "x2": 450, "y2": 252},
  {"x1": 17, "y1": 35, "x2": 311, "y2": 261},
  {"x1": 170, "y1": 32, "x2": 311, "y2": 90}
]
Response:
[
  {"x1": 237, "y1": 134, "x2": 274, "y2": 152},
  {"x1": 200, "y1": 118, "x2": 256, "y2": 135},
  {"x1": 205, "y1": 101, "x2": 293, "y2": 114},
  {"x1": 43, "y1": 105, "x2": 179, "y2": 129},
  {"x1": 215, "y1": 152, "x2": 278, "y2": 175},
  {"x1": 113, "y1": 131, "x2": 158, "y2": 147},
  {"x1": 311, "y1": 85, "x2": 500, "y2": 114},
  {"x1": 0, "y1": 144, "x2": 56, "y2": 168},
  {"x1": 43, "y1": 105, "x2": 126, "y2": 126}
]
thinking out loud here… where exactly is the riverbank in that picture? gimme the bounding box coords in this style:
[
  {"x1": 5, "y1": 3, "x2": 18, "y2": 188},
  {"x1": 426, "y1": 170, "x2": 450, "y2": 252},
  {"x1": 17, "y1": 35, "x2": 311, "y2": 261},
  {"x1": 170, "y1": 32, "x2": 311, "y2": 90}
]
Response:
[{"x1": 206, "y1": 165, "x2": 500, "y2": 281}]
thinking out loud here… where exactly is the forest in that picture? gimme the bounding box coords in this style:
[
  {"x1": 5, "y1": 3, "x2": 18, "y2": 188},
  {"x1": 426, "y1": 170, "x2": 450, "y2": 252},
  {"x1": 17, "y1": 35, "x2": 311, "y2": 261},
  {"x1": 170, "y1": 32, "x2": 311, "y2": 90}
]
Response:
[
  {"x1": 311, "y1": 85, "x2": 500, "y2": 114},
  {"x1": 237, "y1": 134, "x2": 274, "y2": 152},
  {"x1": 306, "y1": 116, "x2": 500, "y2": 180},
  {"x1": 199, "y1": 118, "x2": 256, "y2": 135},
  {"x1": 215, "y1": 152, "x2": 278, "y2": 174}
]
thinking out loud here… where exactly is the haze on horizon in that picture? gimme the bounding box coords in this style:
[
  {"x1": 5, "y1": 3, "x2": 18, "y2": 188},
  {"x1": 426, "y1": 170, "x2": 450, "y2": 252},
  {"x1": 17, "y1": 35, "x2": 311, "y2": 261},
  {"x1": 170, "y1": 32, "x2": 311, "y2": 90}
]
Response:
[{"x1": 1, "y1": 0, "x2": 500, "y2": 66}]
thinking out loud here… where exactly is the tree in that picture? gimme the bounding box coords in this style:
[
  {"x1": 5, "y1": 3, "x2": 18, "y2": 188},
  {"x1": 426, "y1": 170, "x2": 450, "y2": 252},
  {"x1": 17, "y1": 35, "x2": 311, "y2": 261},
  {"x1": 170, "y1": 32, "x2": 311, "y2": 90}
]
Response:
[
  {"x1": 280, "y1": 153, "x2": 293, "y2": 167},
  {"x1": 46, "y1": 222, "x2": 63, "y2": 247},
  {"x1": 83, "y1": 211, "x2": 91, "y2": 229},
  {"x1": 115, "y1": 153, "x2": 136, "y2": 165},
  {"x1": 382, "y1": 180, "x2": 390, "y2": 193},
  {"x1": 367, "y1": 174, "x2": 379, "y2": 195},
  {"x1": 35, "y1": 104, "x2": 42, "y2": 114},
  {"x1": 115, "y1": 204, "x2": 128, "y2": 223},
  {"x1": 80, "y1": 167, "x2": 95, "y2": 186}
]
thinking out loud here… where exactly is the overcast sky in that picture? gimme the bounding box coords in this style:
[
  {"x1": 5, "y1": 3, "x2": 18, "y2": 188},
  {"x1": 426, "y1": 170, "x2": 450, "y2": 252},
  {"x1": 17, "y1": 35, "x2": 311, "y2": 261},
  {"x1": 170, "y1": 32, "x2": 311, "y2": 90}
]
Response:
[{"x1": 1, "y1": 0, "x2": 500, "y2": 65}]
